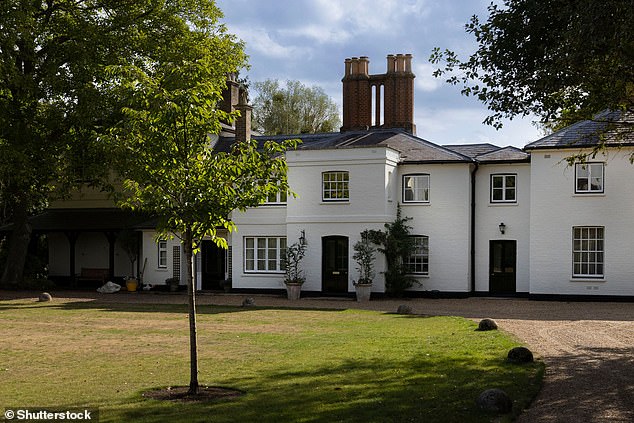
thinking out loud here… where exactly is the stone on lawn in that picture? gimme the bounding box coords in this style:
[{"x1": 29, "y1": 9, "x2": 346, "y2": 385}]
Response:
[
  {"x1": 507, "y1": 346, "x2": 534, "y2": 363},
  {"x1": 242, "y1": 297, "x2": 256, "y2": 307},
  {"x1": 38, "y1": 292, "x2": 52, "y2": 302},
  {"x1": 477, "y1": 318, "x2": 498, "y2": 331},
  {"x1": 476, "y1": 388, "x2": 513, "y2": 413},
  {"x1": 396, "y1": 305, "x2": 413, "y2": 315}
]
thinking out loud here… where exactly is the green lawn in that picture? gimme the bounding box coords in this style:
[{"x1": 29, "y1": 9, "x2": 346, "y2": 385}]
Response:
[{"x1": 0, "y1": 298, "x2": 542, "y2": 422}]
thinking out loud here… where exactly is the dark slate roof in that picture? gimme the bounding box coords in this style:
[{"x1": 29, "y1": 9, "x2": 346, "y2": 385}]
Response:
[
  {"x1": 525, "y1": 109, "x2": 634, "y2": 150},
  {"x1": 218, "y1": 129, "x2": 473, "y2": 164},
  {"x1": 475, "y1": 146, "x2": 530, "y2": 163},
  {"x1": 443, "y1": 143, "x2": 499, "y2": 159},
  {"x1": 0, "y1": 208, "x2": 156, "y2": 233}
]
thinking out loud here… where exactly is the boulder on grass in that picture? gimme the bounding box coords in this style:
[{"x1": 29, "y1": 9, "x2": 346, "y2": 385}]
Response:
[
  {"x1": 38, "y1": 292, "x2": 52, "y2": 302},
  {"x1": 396, "y1": 305, "x2": 413, "y2": 315},
  {"x1": 477, "y1": 318, "x2": 498, "y2": 331},
  {"x1": 242, "y1": 297, "x2": 256, "y2": 307},
  {"x1": 507, "y1": 346, "x2": 534, "y2": 363},
  {"x1": 476, "y1": 388, "x2": 512, "y2": 413}
]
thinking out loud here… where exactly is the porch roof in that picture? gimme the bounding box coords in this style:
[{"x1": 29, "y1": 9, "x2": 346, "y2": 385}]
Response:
[{"x1": 0, "y1": 208, "x2": 156, "y2": 233}]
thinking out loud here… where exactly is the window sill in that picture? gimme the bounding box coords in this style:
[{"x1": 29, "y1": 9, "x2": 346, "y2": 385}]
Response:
[
  {"x1": 242, "y1": 272, "x2": 285, "y2": 277},
  {"x1": 407, "y1": 274, "x2": 430, "y2": 278},
  {"x1": 401, "y1": 202, "x2": 431, "y2": 206},
  {"x1": 261, "y1": 204, "x2": 287, "y2": 207},
  {"x1": 570, "y1": 277, "x2": 605, "y2": 282},
  {"x1": 572, "y1": 193, "x2": 605, "y2": 197},
  {"x1": 156, "y1": 268, "x2": 168, "y2": 272},
  {"x1": 488, "y1": 202, "x2": 518, "y2": 207},
  {"x1": 320, "y1": 201, "x2": 350, "y2": 205}
]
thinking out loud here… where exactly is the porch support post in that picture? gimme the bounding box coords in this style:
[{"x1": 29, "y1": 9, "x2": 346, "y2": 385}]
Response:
[
  {"x1": 104, "y1": 231, "x2": 117, "y2": 281},
  {"x1": 65, "y1": 231, "x2": 79, "y2": 285}
]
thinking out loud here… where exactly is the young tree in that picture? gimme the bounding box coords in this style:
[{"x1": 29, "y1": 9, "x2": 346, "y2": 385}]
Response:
[
  {"x1": 430, "y1": 0, "x2": 634, "y2": 130},
  {"x1": 252, "y1": 79, "x2": 341, "y2": 135},
  {"x1": 368, "y1": 207, "x2": 417, "y2": 296},
  {"x1": 110, "y1": 15, "x2": 297, "y2": 394}
]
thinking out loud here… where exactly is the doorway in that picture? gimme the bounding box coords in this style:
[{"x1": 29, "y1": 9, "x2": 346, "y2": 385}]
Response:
[
  {"x1": 489, "y1": 240, "x2": 516, "y2": 294},
  {"x1": 322, "y1": 236, "x2": 349, "y2": 293},
  {"x1": 201, "y1": 240, "x2": 226, "y2": 290}
]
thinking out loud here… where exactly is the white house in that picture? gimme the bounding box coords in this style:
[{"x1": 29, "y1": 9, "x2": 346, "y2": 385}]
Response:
[{"x1": 15, "y1": 55, "x2": 633, "y2": 298}]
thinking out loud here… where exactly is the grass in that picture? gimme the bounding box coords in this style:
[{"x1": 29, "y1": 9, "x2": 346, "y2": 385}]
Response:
[{"x1": 0, "y1": 298, "x2": 543, "y2": 422}]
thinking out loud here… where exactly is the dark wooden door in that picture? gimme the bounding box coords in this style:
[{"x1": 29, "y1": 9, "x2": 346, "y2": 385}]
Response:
[
  {"x1": 202, "y1": 241, "x2": 225, "y2": 290},
  {"x1": 489, "y1": 240, "x2": 516, "y2": 294},
  {"x1": 322, "y1": 236, "x2": 349, "y2": 293}
]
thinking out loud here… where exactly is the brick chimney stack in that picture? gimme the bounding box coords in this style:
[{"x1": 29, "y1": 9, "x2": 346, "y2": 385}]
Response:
[
  {"x1": 341, "y1": 54, "x2": 416, "y2": 134},
  {"x1": 234, "y1": 88, "x2": 252, "y2": 143}
]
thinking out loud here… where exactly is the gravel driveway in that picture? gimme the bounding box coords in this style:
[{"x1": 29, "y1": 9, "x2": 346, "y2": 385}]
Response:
[{"x1": 5, "y1": 291, "x2": 634, "y2": 421}]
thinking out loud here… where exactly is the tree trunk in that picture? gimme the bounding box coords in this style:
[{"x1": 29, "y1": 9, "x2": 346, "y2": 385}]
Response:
[
  {"x1": 1, "y1": 201, "x2": 31, "y2": 285},
  {"x1": 184, "y1": 228, "x2": 199, "y2": 395}
]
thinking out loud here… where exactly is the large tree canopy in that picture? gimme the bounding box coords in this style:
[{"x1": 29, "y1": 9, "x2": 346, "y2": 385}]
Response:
[
  {"x1": 430, "y1": 0, "x2": 634, "y2": 129},
  {"x1": 0, "y1": 0, "x2": 228, "y2": 283},
  {"x1": 252, "y1": 79, "x2": 340, "y2": 135}
]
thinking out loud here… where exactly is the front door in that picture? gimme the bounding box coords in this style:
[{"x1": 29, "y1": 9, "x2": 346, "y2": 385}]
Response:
[
  {"x1": 489, "y1": 240, "x2": 516, "y2": 294},
  {"x1": 201, "y1": 240, "x2": 225, "y2": 290},
  {"x1": 322, "y1": 236, "x2": 349, "y2": 293}
]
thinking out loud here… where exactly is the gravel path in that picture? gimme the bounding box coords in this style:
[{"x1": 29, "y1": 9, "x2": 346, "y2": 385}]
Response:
[{"x1": 4, "y1": 291, "x2": 634, "y2": 421}]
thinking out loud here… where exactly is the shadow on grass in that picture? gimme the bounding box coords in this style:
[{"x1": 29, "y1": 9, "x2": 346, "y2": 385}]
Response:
[
  {"x1": 0, "y1": 299, "x2": 349, "y2": 315},
  {"x1": 107, "y1": 354, "x2": 542, "y2": 423}
]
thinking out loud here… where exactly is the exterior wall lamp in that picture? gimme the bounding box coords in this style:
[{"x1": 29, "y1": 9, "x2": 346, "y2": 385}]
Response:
[
  {"x1": 499, "y1": 222, "x2": 506, "y2": 235},
  {"x1": 299, "y1": 230, "x2": 307, "y2": 246}
]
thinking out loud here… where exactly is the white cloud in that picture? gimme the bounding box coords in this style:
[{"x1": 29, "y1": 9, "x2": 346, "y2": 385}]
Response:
[
  {"x1": 415, "y1": 107, "x2": 540, "y2": 148},
  {"x1": 414, "y1": 63, "x2": 442, "y2": 92},
  {"x1": 231, "y1": 25, "x2": 302, "y2": 59}
]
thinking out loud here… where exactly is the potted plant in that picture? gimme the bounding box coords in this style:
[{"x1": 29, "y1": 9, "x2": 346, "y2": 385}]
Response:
[
  {"x1": 165, "y1": 277, "x2": 180, "y2": 292},
  {"x1": 283, "y1": 237, "x2": 307, "y2": 300},
  {"x1": 352, "y1": 230, "x2": 376, "y2": 302},
  {"x1": 119, "y1": 230, "x2": 140, "y2": 292}
]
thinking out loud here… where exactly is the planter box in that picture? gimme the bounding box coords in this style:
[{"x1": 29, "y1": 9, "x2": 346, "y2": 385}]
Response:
[
  {"x1": 355, "y1": 284, "x2": 372, "y2": 302},
  {"x1": 285, "y1": 283, "x2": 302, "y2": 300}
]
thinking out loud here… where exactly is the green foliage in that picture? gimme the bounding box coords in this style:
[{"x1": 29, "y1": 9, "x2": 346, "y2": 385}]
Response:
[
  {"x1": 352, "y1": 230, "x2": 376, "y2": 285},
  {"x1": 367, "y1": 207, "x2": 418, "y2": 295},
  {"x1": 283, "y1": 240, "x2": 307, "y2": 284},
  {"x1": 430, "y1": 0, "x2": 634, "y2": 129},
  {"x1": 1, "y1": 0, "x2": 237, "y2": 282},
  {"x1": 252, "y1": 79, "x2": 341, "y2": 135}
]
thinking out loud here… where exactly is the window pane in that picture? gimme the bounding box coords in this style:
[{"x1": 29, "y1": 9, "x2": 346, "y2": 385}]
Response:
[
  {"x1": 572, "y1": 226, "x2": 604, "y2": 277},
  {"x1": 505, "y1": 188, "x2": 516, "y2": 201},
  {"x1": 506, "y1": 176, "x2": 516, "y2": 188},
  {"x1": 492, "y1": 176, "x2": 503, "y2": 188}
]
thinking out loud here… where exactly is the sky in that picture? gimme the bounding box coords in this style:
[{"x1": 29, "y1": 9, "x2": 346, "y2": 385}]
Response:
[{"x1": 215, "y1": 0, "x2": 544, "y2": 148}]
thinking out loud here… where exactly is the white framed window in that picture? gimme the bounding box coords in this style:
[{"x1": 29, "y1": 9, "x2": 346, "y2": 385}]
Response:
[
  {"x1": 244, "y1": 236, "x2": 287, "y2": 273},
  {"x1": 575, "y1": 163, "x2": 604, "y2": 193},
  {"x1": 264, "y1": 190, "x2": 287, "y2": 204},
  {"x1": 491, "y1": 174, "x2": 516, "y2": 203},
  {"x1": 158, "y1": 240, "x2": 168, "y2": 268},
  {"x1": 403, "y1": 174, "x2": 430, "y2": 203},
  {"x1": 406, "y1": 236, "x2": 429, "y2": 275},
  {"x1": 572, "y1": 226, "x2": 604, "y2": 278},
  {"x1": 322, "y1": 171, "x2": 349, "y2": 201}
]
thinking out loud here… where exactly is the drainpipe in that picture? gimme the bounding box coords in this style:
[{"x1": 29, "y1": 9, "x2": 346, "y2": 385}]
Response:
[{"x1": 470, "y1": 162, "x2": 479, "y2": 294}]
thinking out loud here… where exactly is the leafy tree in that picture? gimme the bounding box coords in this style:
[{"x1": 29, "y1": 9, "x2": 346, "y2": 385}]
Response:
[
  {"x1": 368, "y1": 207, "x2": 418, "y2": 295},
  {"x1": 110, "y1": 17, "x2": 297, "y2": 394},
  {"x1": 1, "y1": 0, "x2": 227, "y2": 284},
  {"x1": 252, "y1": 79, "x2": 340, "y2": 135},
  {"x1": 430, "y1": 0, "x2": 634, "y2": 130}
]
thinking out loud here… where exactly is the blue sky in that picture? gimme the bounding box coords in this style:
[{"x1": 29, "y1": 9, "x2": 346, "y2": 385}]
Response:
[{"x1": 215, "y1": 0, "x2": 543, "y2": 148}]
